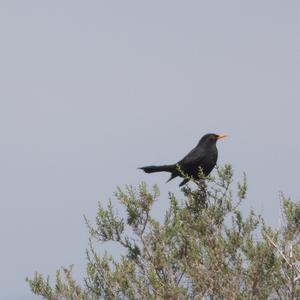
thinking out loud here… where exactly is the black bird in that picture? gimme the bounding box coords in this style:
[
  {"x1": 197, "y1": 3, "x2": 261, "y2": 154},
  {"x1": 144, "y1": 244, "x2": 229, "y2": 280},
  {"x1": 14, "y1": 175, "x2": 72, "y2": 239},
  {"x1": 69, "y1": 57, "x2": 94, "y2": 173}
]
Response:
[{"x1": 139, "y1": 133, "x2": 226, "y2": 186}]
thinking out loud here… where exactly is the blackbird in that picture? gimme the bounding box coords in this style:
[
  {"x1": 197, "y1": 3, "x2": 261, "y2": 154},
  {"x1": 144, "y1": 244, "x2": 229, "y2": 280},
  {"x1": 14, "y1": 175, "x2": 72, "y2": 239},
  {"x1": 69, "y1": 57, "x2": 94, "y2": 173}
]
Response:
[{"x1": 139, "y1": 133, "x2": 226, "y2": 186}]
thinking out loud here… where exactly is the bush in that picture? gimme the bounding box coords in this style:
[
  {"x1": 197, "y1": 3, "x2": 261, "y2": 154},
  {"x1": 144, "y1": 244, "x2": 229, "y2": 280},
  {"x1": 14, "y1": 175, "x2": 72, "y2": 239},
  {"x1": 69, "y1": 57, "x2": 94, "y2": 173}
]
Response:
[{"x1": 27, "y1": 165, "x2": 300, "y2": 299}]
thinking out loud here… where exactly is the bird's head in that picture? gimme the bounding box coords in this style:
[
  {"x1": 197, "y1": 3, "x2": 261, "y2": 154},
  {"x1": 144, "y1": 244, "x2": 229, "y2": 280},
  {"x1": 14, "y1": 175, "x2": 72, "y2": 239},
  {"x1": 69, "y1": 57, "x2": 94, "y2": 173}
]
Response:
[{"x1": 200, "y1": 133, "x2": 227, "y2": 145}]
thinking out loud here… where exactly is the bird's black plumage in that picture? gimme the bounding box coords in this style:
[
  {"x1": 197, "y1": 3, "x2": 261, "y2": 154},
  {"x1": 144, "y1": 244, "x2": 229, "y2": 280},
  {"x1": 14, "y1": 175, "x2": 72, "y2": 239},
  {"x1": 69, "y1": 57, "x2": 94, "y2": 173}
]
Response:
[{"x1": 139, "y1": 133, "x2": 226, "y2": 186}]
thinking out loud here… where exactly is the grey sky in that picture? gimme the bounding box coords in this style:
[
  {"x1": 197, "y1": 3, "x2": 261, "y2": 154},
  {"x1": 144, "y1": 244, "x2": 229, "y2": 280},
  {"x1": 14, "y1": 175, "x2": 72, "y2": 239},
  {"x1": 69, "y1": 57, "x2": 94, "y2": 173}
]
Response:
[{"x1": 0, "y1": 1, "x2": 299, "y2": 299}]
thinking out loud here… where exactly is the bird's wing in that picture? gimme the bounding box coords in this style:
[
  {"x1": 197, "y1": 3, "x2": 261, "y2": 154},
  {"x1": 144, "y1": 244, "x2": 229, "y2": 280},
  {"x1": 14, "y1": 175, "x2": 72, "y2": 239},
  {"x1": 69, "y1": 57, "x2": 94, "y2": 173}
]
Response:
[{"x1": 178, "y1": 146, "x2": 205, "y2": 167}]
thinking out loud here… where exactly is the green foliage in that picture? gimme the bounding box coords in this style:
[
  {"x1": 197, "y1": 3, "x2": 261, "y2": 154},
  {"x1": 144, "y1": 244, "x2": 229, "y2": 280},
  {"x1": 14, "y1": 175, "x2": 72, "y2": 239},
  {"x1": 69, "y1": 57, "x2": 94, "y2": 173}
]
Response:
[
  {"x1": 27, "y1": 165, "x2": 300, "y2": 299},
  {"x1": 27, "y1": 266, "x2": 90, "y2": 300}
]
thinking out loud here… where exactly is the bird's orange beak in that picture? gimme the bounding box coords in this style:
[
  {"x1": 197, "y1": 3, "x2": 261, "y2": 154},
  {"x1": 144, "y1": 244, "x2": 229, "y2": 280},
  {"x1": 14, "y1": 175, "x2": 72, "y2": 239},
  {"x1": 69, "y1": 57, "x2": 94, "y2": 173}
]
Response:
[{"x1": 217, "y1": 134, "x2": 227, "y2": 140}]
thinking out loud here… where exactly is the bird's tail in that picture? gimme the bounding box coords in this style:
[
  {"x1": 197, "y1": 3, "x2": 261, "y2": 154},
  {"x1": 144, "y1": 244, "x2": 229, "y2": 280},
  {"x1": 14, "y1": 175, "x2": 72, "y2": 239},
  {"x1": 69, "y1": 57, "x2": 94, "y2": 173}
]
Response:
[{"x1": 139, "y1": 164, "x2": 175, "y2": 174}]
